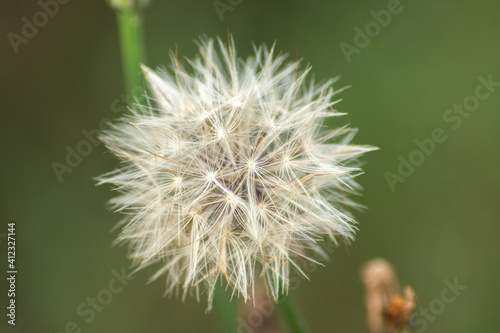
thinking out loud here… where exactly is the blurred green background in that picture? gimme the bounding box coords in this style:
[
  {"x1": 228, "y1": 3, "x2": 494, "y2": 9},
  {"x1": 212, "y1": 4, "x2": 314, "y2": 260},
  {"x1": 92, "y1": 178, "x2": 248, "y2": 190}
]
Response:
[{"x1": 1, "y1": 0, "x2": 499, "y2": 332}]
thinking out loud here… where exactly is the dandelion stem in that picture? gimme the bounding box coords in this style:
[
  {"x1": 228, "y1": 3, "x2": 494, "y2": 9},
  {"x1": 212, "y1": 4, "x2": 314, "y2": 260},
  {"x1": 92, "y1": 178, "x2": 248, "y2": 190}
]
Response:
[
  {"x1": 109, "y1": 4, "x2": 241, "y2": 332},
  {"x1": 110, "y1": 0, "x2": 148, "y2": 104},
  {"x1": 213, "y1": 285, "x2": 238, "y2": 333},
  {"x1": 277, "y1": 293, "x2": 310, "y2": 333}
]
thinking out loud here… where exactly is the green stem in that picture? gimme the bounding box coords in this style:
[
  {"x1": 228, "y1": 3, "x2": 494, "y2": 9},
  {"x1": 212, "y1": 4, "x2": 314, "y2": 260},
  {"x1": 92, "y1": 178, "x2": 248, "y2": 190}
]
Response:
[
  {"x1": 277, "y1": 293, "x2": 310, "y2": 333},
  {"x1": 112, "y1": 0, "x2": 147, "y2": 105},
  {"x1": 213, "y1": 285, "x2": 238, "y2": 333},
  {"x1": 109, "y1": 4, "x2": 309, "y2": 333}
]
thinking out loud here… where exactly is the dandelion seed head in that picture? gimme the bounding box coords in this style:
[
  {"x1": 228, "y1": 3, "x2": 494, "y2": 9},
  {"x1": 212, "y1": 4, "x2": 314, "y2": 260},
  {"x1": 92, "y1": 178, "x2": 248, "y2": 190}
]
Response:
[{"x1": 98, "y1": 36, "x2": 375, "y2": 310}]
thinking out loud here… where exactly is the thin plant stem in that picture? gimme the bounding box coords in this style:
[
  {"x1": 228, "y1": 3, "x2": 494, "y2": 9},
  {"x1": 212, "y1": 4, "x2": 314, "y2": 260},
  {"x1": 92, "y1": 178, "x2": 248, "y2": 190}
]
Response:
[
  {"x1": 277, "y1": 292, "x2": 310, "y2": 333},
  {"x1": 109, "y1": 3, "x2": 240, "y2": 332},
  {"x1": 213, "y1": 285, "x2": 238, "y2": 333},
  {"x1": 111, "y1": 0, "x2": 147, "y2": 105}
]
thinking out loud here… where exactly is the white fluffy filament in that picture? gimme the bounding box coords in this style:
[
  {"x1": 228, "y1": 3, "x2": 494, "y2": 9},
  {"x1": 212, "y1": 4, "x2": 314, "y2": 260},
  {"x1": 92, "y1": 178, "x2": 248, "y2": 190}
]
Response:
[{"x1": 98, "y1": 36, "x2": 375, "y2": 310}]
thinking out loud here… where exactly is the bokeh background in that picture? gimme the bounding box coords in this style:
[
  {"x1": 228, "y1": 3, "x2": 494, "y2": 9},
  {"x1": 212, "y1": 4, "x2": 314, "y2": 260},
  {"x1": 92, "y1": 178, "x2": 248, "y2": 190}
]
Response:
[{"x1": 1, "y1": 0, "x2": 499, "y2": 332}]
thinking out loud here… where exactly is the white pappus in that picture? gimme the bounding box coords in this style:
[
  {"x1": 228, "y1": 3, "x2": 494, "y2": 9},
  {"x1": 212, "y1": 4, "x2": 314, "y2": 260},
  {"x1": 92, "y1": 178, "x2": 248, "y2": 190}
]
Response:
[{"x1": 98, "y1": 36, "x2": 375, "y2": 310}]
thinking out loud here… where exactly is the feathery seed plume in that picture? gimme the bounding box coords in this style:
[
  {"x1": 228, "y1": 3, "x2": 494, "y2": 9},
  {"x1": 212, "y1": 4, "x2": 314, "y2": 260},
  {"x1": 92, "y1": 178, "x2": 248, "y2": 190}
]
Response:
[{"x1": 98, "y1": 36, "x2": 375, "y2": 309}]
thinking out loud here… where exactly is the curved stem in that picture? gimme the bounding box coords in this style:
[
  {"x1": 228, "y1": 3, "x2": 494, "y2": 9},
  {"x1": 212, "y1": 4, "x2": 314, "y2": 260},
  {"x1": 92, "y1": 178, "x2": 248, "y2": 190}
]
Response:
[
  {"x1": 277, "y1": 292, "x2": 310, "y2": 333},
  {"x1": 109, "y1": 4, "x2": 310, "y2": 333}
]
